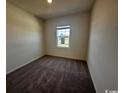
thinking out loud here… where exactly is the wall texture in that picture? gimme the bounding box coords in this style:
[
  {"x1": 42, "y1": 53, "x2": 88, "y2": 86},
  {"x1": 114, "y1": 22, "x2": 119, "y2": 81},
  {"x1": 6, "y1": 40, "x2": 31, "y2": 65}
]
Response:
[
  {"x1": 88, "y1": 0, "x2": 118, "y2": 92},
  {"x1": 45, "y1": 13, "x2": 90, "y2": 60},
  {"x1": 6, "y1": 2, "x2": 45, "y2": 73}
]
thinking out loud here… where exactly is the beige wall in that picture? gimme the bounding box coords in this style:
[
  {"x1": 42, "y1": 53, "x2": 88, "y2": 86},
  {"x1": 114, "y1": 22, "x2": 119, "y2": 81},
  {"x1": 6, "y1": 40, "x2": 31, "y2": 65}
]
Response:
[
  {"x1": 45, "y1": 13, "x2": 90, "y2": 60},
  {"x1": 88, "y1": 0, "x2": 118, "y2": 92},
  {"x1": 6, "y1": 2, "x2": 45, "y2": 73}
]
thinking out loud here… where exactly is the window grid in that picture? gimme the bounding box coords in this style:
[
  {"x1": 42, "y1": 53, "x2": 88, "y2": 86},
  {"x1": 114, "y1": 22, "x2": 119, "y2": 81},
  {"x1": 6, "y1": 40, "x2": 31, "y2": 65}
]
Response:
[{"x1": 56, "y1": 25, "x2": 70, "y2": 48}]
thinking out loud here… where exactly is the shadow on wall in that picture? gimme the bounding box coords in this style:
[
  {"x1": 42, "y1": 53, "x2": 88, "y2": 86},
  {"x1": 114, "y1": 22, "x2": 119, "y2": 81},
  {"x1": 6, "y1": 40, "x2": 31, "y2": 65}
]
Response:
[
  {"x1": 87, "y1": 0, "x2": 118, "y2": 93},
  {"x1": 6, "y1": 2, "x2": 45, "y2": 74}
]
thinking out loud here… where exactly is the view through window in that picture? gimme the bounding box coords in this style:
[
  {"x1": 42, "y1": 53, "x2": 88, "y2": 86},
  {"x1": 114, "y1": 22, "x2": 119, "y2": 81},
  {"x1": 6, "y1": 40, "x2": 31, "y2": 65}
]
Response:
[{"x1": 56, "y1": 25, "x2": 70, "y2": 48}]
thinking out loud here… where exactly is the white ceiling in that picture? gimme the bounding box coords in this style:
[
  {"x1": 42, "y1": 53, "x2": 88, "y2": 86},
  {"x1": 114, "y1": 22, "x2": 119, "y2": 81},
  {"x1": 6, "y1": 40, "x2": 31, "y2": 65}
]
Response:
[{"x1": 7, "y1": 0, "x2": 95, "y2": 19}]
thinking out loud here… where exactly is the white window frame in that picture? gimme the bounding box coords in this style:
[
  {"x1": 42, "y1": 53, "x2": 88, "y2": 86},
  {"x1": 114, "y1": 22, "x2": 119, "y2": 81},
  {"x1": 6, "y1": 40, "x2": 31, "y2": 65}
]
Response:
[{"x1": 56, "y1": 25, "x2": 71, "y2": 48}]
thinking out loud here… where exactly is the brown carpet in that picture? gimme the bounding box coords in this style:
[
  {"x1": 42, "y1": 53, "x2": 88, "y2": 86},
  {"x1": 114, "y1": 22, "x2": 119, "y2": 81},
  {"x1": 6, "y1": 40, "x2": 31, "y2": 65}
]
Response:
[{"x1": 7, "y1": 55, "x2": 96, "y2": 93}]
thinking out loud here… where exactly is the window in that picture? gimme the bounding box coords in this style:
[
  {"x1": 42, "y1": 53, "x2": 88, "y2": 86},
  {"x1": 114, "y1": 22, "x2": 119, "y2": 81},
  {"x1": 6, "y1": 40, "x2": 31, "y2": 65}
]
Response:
[{"x1": 56, "y1": 25, "x2": 70, "y2": 48}]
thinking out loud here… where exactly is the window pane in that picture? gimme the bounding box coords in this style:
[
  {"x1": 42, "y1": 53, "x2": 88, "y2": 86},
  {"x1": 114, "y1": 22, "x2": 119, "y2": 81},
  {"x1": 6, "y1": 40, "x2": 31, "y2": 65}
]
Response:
[{"x1": 56, "y1": 25, "x2": 70, "y2": 48}]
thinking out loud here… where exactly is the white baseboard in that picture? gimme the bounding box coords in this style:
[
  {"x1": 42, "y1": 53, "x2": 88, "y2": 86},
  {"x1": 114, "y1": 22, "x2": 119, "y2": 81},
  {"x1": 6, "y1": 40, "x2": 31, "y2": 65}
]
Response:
[{"x1": 6, "y1": 55, "x2": 44, "y2": 74}]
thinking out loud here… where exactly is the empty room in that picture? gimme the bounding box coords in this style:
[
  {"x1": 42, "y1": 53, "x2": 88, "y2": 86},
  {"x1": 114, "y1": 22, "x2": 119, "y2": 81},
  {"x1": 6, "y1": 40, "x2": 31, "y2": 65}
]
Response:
[{"x1": 6, "y1": 0, "x2": 118, "y2": 93}]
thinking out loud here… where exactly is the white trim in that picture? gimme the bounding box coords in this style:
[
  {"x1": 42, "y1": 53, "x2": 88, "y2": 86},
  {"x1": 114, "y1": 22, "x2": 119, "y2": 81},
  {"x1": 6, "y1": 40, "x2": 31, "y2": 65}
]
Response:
[
  {"x1": 56, "y1": 25, "x2": 70, "y2": 29},
  {"x1": 56, "y1": 25, "x2": 71, "y2": 48},
  {"x1": 6, "y1": 55, "x2": 44, "y2": 74}
]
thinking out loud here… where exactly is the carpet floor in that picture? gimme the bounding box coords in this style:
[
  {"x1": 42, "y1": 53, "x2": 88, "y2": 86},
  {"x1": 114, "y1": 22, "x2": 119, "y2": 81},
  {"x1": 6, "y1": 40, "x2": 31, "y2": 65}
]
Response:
[{"x1": 7, "y1": 55, "x2": 96, "y2": 93}]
